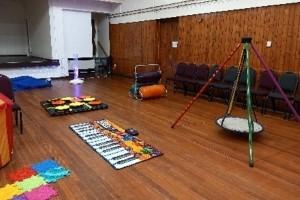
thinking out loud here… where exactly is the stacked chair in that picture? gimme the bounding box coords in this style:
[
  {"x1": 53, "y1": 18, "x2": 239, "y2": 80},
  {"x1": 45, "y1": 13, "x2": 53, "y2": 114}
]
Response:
[
  {"x1": 166, "y1": 62, "x2": 187, "y2": 93},
  {"x1": 167, "y1": 62, "x2": 299, "y2": 120},
  {"x1": 210, "y1": 66, "x2": 238, "y2": 102},
  {"x1": 251, "y1": 70, "x2": 277, "y2": 112},
  {"x1": 262, "y1": 72, "x2": 299, "y2": 116},
  {"x1": 182, "y1": 64, "x2": 209, "y2": 95},
  {"x1": 166, "y1": 63, "x2": 209, "y2": 95}
]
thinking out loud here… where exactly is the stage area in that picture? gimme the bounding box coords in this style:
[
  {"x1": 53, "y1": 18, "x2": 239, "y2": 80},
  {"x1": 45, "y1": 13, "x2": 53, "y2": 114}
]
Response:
[
  {"x1": 0, "y1": 77, "x2": 299, "y2": 199},
  {"x1": 0, "y1": 56, "x2": 59, "y2": 68}
]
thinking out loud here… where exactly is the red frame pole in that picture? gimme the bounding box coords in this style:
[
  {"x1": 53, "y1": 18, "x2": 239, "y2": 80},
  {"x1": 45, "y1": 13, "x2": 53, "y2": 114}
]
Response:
[{"x1": 171, "y1": 43, "x2": 242, "y2": 128}]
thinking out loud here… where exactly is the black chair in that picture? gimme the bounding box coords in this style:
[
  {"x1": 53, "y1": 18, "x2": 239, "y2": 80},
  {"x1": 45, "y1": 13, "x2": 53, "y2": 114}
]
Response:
[
  {"x1": 95, "y1": 56, "x2": 112, "y2": 78},
  {"x1": 263, "y1": 71, "x2": 299, "y2": 115},
  {"x1": 210, "y1": 66, "x2": 238, "y2": 101},
  {"x1": 285, "y1": 97, "x2": 300, "y2": 119},
  {"x1": 166, "y1": 62, "x2": 188, "y2": 93},
  {"x1": 207, "y1": 64, "x2": 223, "y2": 100},
  {"x1": 251, "y1": 70, "x2": 277, "y2": 112},
  {"x1": 181, "y1": 63, "x2": 198, "y2": 95},
  {"x1": 0, "y1": 74, "x2": 23, "y2": 134},
  {"x1": 79, "y1": 69, "x2": 90, "y2": 78},
  {"x1": 195, "y1": 64, "x2": 209, "y2": 87},
  {"x1": 179, "y1": 64, "x2": 209, "y2": 96},
  {"x1": 208, "y1": 64, "x2": 223, "y2": 83}
]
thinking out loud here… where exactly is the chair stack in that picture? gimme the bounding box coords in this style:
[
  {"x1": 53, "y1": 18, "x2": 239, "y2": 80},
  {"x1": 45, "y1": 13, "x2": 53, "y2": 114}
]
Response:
[{"x1": 166, "y1": 63, "x2": 299, "y2": 119}]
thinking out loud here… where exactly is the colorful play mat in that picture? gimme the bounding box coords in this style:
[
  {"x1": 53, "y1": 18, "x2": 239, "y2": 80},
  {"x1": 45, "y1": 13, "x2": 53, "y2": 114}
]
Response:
[
  {"x1": 41, "y1": 96, "x2": 108, "y2": 116},
  {"x1": 0, "y1": 159, "x2": 70, "y2": 200},
  {"x1": 69, "y1": 119, "x2": 163, "y2": 169}
]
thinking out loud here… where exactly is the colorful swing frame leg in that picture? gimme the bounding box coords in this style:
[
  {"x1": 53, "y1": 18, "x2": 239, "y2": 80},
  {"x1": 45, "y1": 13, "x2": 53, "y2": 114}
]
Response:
[
  {"x1": 251, "y1": 44, "x2": 300, "y2": 122},
  {"x1": 244, "y1": 42, "x2": 255, "y2": 167}
]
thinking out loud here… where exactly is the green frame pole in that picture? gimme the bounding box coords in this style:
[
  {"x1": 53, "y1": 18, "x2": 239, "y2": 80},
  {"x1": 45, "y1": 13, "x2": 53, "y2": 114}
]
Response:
[{"x1": 244, "y1": 42, "x2": 255, "y2": 167}]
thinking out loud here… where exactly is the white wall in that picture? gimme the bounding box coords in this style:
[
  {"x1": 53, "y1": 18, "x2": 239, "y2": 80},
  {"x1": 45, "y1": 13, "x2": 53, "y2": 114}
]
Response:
[
  {"x1": 49, "y1": 0, "x2": 118, "y2": 14},
  {"x1": 48, "y1": 0, "x2": 117, "y2": 73},
  {"x1": 25, "y1": 0, "x2": 52, "y2": 58},
  {"x1": 94, "y1": 14, "x2": 110, "y2": 57},
  {"x1": 63, "y1": 10, "x2": 92, "y2": 58},
  {"x1": 0, "y1": 0, "x2": 28, "y2": 55},
  {"x1": 0, "y1": 66, "x2": 63, "y2": 79},
  {"x1": 110, "y1": 0, "x2": 300, "y2": 24}
]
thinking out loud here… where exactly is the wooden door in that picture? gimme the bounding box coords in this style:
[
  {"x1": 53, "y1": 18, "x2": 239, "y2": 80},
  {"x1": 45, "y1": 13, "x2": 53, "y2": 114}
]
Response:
[{"x1": 159, "y1": 18, "x2": 179, "y2": 79}]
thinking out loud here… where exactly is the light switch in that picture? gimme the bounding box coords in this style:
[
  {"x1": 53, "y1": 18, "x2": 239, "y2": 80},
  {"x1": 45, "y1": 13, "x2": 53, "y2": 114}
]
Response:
[
  {"x1": 266, "y1": 41, "x2": 272, "y2": 48},
  {"x1": 172, "y1": 41, "x2": 178, "y2": 48}
]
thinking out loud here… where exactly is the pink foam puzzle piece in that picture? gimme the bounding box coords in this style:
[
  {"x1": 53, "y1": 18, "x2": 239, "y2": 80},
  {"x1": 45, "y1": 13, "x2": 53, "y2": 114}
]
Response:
[{"x1": 24, "y1": 185, "x2": 57, "y2": 200}]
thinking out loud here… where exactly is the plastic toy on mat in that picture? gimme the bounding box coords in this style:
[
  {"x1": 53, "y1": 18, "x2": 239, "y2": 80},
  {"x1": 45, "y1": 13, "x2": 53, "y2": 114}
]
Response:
[{"x1": 129, "y1": 64, "x2": 167, "y2": 100}]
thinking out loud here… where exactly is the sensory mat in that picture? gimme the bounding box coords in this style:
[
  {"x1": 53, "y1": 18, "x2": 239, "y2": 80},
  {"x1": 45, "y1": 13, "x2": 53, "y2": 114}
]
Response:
[
  {"x1": 41, "y1": 96, "x2": 108, "y2": 116},
  {"x1": 69, "y1": 119, "x2": 163, "y2": 170},
  {"x1": 23, "y1": 185, "x2": 57, "y2": 200},
  {"x1": 0, "y1": 159, "x2": 70, "y2": 200},
  {"x1": 7, "y1": 167, "x2": 37, "y2": 182}
]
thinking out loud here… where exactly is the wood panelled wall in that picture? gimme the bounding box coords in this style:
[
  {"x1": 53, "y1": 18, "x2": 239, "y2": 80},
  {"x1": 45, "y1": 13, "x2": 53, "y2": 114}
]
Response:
[
  {"x1": 110, "y1": 3, "x2": 300, "y2": 77},
  {"x1": 178, "y1": 3, "x2": 300, "y2": 73},
  {"x1": 110, "y1": 21, "x2": 158, "y2": 76}
]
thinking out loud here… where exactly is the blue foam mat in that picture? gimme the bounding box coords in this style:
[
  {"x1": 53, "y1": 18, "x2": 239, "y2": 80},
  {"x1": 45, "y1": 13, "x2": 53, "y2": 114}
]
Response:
[{"x1": 12, "y1": 76, "x2": 52, "y2": 92}]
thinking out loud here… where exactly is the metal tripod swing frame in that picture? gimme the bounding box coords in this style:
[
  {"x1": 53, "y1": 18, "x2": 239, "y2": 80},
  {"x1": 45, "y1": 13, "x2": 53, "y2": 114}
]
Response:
[{"x1": 171, "y1": 37, "x2": 300, "y2": 167}]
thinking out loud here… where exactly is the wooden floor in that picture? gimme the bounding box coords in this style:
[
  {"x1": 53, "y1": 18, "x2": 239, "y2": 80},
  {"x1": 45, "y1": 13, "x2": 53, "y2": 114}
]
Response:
[{"x1": 1, "y1": 77, "x2": 300, "y2": 199}]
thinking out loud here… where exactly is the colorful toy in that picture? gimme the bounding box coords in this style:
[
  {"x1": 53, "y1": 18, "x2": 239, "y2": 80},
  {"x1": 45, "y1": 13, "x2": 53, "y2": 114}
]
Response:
[
  {"x1": 129, "y1": 64, "x2": 167, "y2": 100},
  {"x1": 139, "y1": 84, "x2": 167, "y2": 99},
  {"x1": 125, "y1": 128, "x2": 139, "y2": 136},
  {"x1": 70, "y1": 119, "x2": 163, "y2": 169},
  {"x1": 0, "y1": 159, "x2": 70, "y2": 200},
  {"x1": 41, "y1": 96, "x2": 108, "y2": 116}
]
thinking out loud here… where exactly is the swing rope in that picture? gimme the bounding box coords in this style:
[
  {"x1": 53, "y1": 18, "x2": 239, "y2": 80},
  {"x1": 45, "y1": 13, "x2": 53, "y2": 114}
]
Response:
[{"x1": 221, "y1": 48, "x2": 246, "y2": 126}]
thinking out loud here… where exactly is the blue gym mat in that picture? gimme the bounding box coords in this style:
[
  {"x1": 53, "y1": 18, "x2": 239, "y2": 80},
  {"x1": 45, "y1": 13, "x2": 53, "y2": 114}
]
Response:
[{"x1": 12, "y1": 76, "x2": 52, "y2": 92}]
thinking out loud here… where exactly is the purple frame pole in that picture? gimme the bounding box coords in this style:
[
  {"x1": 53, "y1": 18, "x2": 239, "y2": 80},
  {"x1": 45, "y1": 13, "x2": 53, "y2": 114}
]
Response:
[{"x1": 251, "y1": 44, "x2": 300, "y2": 122}]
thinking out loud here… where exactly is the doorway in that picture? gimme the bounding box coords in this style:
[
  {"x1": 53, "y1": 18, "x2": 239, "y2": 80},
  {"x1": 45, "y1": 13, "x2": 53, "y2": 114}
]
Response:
[
  {"x1": 92, "y1": 13, "x2": 110, "y2": 58},
  {"x1": 158, "y1": 17, "x2": 179, "y2": 79}
]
